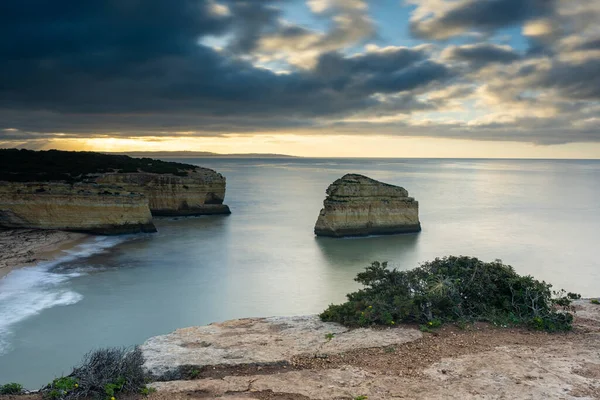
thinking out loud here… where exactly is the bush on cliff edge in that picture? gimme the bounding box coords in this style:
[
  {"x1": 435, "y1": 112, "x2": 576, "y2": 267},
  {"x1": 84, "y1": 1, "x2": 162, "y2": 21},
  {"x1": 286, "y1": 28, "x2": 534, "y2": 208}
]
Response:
[
  {"x1": 320, "y1": 256, "x2": 580, "y2": 332},
  {"x1": 42, "y1": 347, "x2": 147, "y2": 400}
]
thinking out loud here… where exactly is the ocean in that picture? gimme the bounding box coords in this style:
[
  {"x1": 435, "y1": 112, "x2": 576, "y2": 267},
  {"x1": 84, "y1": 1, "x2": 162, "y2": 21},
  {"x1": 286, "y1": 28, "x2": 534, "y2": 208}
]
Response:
[{"x1": 0, "y1": 158, "x2": 599, "y2": 388}]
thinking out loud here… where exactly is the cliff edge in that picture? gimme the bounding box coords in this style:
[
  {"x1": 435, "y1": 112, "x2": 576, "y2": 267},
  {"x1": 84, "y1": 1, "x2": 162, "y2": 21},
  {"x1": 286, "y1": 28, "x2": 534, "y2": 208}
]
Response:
[
  {"x1": 314, "y1": 174, "x2": 421, "y2": 237},
  {"x1": 0, "y1": 149, "x2": 230, "y2": 234},
  {"x1": 139, "y1": 300, "x2": 600, "y2": 399}
]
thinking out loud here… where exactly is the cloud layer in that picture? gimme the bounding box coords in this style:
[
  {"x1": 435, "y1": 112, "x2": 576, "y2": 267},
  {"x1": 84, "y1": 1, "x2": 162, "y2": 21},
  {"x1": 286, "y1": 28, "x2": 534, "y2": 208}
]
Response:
[{"x1": 0, "y1": 0, "x2": 598, "y2": 146}]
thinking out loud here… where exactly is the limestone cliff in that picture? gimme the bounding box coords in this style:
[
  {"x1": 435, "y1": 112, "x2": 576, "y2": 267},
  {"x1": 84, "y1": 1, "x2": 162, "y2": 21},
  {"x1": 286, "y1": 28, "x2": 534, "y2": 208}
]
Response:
[
  {"x1": 0, "y1": 149, "x2": 232, "y2": 234},
  {"x1": 96, "y1": 168, "x2": 230, "y2": 216},
  {"x1": 0, "y1": 182, "x2": 156, "y2": 234},
  {"x1": 314, "y1": 174, "x2": 421, "y2": 237}
]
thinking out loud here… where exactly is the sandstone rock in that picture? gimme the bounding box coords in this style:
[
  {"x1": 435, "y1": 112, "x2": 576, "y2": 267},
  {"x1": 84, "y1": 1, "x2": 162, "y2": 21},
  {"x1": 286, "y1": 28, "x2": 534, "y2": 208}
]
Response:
[
  {"x1": 0, "y1": 182, "x2": 156, "y2": 234},
  {"x1": 141, "y1": 315, "x2": 422, "y2": 379},
  {"x1": 0, "y1": 167, "x2": 230, "y2": 234},
  {"x1": 314, "y1": 174, "x2": 421, "y2": 237},
  {"x1": 96, "y1": 168, "x2": 230, "y2": 216}
]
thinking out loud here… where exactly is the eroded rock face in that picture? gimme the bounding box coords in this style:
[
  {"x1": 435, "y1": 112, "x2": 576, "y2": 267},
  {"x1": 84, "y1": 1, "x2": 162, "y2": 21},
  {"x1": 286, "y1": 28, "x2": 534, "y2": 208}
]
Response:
[
  {"x1": 141, "y1": 315, "x2": 421, "y2": 379},
  {"x1": 0, "y1": 182, "x2": 156, "y2": 234},
  {"x1": 314, "y1": 174, "x2": 421, "y2": 237},
  {"x1": 0, "y1": 167, "x2": 230, "y2": 234},
  {"x1": 96, "y1": 168, "x2": 230, "y2": 216}
]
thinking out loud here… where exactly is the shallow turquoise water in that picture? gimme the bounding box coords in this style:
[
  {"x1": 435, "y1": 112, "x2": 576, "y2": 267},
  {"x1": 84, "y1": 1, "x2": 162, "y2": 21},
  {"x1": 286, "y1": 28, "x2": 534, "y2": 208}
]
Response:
[{"x1": 1, "y1": 158, "x2": 599, "y2": 387}]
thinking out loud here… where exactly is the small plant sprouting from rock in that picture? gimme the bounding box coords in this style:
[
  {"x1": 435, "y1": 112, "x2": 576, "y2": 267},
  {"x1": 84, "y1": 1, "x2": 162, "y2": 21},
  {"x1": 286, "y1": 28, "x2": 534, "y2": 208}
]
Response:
[
  {"x1": 419, "y1": 318, "x2": 443, "y2": 333},
  {"x1": 189, "y1": 368, "x2": 201, "y2": 379},
  {"x1": 591, "y1": 299, "x2": 600, "y2": 305},
  {"x1": 140, "y1": 386, "x2": 156, "y2": 396},
  {"x1": 320, "y1": 257, "x2": 580, "y2": 332},
  {"x1": 354, "y1": 396, "x2": 368, "y2": 400},
  {"x1": 324, "y1": 333, "x2": 335, "y2": 341},
  {"x1": 0, "y1": 383, "x2": 24, "y2": 395}
]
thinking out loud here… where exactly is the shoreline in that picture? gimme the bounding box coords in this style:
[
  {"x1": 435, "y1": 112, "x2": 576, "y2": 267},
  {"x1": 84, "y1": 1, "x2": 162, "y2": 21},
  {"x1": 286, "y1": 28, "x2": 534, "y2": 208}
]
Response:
[{"x1": 0, "y1": 229, "x2": 90, "y2": 279}]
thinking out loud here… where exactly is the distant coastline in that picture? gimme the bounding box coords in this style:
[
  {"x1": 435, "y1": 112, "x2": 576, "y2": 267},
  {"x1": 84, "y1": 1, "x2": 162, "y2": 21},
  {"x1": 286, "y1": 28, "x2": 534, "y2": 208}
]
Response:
[
  {"x1": 107, "y1": 151, "x2": 298, "y2": 159},
  {"x1": 106, "y1": 152, "x2": 600, "y2": 161}
]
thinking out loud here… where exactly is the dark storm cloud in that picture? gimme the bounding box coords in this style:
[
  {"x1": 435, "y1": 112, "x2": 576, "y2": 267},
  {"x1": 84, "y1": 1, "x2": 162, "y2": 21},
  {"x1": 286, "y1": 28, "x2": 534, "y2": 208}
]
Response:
[
  {"x1": 443, "y1": 44, "x2": 522, "y2": 68},
  {"x1": 1, "y1": 0, "x2": 598, "y2": 146},
  {"x1": 575, "y1": 37, "x2": 600, "y2": 51},
  {"x1": 537, "y1": 59, "x2": 600, "y2": 100},
  {"x1": 225, "y1": 2, "x2": 282, "y2": 53},
  {"x1": 314, "y1": 47, "x2": 429, "y2": 77},
  {"x1": 410, "y1": 0, "x2": 557, "y2": 40},
  {"x1": 0, "y1": 0, "x2": 450, "y2": 134}
]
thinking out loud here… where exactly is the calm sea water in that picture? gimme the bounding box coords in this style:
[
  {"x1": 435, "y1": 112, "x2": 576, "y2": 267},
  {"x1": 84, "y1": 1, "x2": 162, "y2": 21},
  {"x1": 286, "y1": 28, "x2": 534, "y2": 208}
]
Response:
[{"x1": 1, "y1": 158, "x2": 599, "y2": 387}]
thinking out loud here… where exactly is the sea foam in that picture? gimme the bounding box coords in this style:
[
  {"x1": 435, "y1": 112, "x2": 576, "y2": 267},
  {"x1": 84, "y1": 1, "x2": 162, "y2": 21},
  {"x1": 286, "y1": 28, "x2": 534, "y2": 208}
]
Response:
[{"x1": 0, "y1": 236, "x2": 125, "y2": 355}]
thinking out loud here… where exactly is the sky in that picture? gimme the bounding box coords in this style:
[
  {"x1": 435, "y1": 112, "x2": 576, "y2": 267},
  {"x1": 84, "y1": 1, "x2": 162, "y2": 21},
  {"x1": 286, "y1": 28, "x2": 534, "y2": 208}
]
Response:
[{"x1": 0, "y1": 0, "x2": 599, "y2": 158}]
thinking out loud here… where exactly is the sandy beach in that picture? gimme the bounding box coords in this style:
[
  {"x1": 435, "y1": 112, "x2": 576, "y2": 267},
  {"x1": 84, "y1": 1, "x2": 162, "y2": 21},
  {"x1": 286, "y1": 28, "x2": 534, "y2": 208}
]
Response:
[{"x1": 0, "y1": 229, "x2": 89, "y2": 279}]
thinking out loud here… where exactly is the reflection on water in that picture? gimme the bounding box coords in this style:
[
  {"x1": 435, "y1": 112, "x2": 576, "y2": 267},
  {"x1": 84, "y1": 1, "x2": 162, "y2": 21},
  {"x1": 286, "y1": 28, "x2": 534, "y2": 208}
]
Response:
[{"x1": 315, "y1": 233, "x2": 420, "y2": 270}]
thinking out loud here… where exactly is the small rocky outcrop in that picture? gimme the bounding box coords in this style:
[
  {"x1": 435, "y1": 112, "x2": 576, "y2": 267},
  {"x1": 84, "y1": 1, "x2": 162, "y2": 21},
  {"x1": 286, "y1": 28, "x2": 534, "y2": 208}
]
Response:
[{"x1": 314, "y1": 174, "x2": 421, "y2": 237}]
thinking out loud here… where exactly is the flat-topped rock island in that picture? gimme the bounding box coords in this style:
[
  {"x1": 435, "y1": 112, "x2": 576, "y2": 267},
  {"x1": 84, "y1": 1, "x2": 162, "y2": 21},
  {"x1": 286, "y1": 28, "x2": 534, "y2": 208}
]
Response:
[{"x1": 315, "y1": 174, "x2": 421, "y2": 237}]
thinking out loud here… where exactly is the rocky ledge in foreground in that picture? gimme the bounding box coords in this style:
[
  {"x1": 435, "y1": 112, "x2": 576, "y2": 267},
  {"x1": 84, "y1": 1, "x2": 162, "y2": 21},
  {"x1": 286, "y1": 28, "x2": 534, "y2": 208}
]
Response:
[
  {"x1": 140, "y1": 301, "x2": 600, "y2": 400},
  {"x1": 0, "y1": 149, "x2": 230, "y2": 235},
  {"x1": 141, "y1": 315, "x2": 422, "y2": 380},
  {"x1": 314, "y1": 174, "x2": 421, "y2": 237}
]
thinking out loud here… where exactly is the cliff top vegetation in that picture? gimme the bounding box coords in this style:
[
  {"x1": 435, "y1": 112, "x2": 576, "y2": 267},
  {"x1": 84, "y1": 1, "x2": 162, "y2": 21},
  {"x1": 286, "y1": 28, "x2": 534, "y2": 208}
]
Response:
[
  {"x1": 0, "y1": 149, "x2": 199, "y2": 183},
  {"x1": 321, "y1": 256, "x2": 580, "y2": 332}
]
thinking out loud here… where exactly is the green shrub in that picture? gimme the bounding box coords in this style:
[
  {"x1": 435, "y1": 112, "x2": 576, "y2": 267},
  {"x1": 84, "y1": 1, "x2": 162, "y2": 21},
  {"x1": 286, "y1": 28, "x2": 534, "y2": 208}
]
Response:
[
  {"x1": 140, "y1": 386, "x2": 156, "y2": 396},
  {"x1": 42, "y1": 347, "x2": 146, "y2": 400},
  {"x1": 44, "y1": 377, "x2": 78, "y2": 399},
  {"x1": 591, "y1": 299, "x2": 600, "y2": 305},
  {"x1": 320, "y1": 257, "x2": 580, "y2": 332},
  {"x1": 0, "y1": 382, "x2": 23, "y2": 395}
]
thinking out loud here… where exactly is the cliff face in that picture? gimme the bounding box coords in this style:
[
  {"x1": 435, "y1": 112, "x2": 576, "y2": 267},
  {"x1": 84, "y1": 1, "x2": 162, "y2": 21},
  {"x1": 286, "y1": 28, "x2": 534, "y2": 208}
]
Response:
[
  {"x1": 96, "y1": 168, "x2": 230, "y2": 216},
  {"x1": 0, "y1": 168, "x2": 230, "y2": 234},
  {"x1": 0, "y1": 182, "x2": 156, "y2": 234},
  {"x1": 314, "y1": 174, "x2": 421, "y2": 237},
  {"x1": 0, "y1": 150, "x2": 231, "y2": 234}
]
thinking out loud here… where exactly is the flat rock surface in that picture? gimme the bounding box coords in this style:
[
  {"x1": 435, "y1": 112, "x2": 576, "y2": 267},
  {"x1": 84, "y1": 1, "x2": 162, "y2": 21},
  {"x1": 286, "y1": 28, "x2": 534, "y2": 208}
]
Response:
[
  {"x1": 141, "y1": 315, "x2": 422, "y2": 378},
  {"x1": 144, "y1": 300, "x2": 600, "y2": 399}
]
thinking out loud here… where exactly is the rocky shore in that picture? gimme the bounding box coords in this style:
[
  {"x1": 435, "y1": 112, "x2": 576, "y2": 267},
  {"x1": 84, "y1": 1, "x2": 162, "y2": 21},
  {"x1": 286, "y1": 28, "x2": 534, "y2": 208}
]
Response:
[{"x1": 0, "y1": 228, "x2": 89, "y2": 279}]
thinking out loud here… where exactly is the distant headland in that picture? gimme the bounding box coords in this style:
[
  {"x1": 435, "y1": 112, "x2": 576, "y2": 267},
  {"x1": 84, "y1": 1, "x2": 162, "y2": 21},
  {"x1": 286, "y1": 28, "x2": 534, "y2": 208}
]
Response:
[{"x1": 107, "y1": 151, "x2": 298, "y2": 159}]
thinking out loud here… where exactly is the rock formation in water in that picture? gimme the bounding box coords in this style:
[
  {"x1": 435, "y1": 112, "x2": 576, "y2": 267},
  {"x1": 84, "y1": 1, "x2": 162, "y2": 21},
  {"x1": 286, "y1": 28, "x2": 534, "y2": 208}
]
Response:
[
  {"x1": 0, "y1": 149, "x2": 230, "y2": 234},
  {"x1": 314, "y1": 174, "x2": 421, "y2": 237}
]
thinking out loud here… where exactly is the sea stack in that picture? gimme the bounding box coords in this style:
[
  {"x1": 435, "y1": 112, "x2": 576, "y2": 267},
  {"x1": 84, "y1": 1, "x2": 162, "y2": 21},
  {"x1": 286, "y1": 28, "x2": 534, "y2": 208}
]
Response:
[{"x1": 314, "y1": 174, "x2": 421, "y2": 237}]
